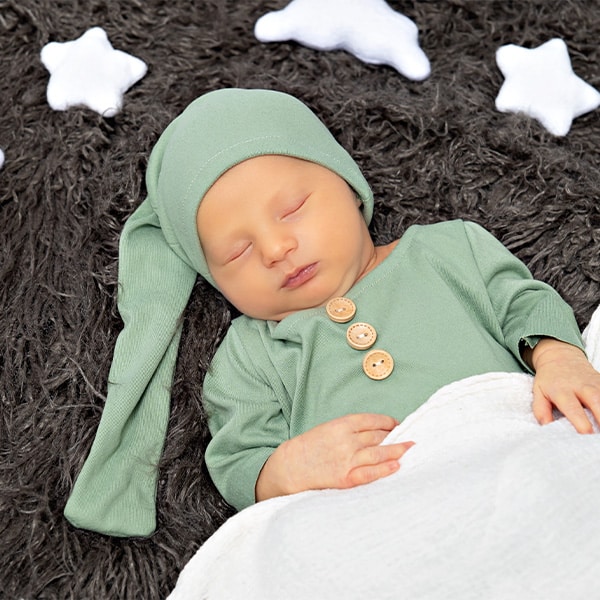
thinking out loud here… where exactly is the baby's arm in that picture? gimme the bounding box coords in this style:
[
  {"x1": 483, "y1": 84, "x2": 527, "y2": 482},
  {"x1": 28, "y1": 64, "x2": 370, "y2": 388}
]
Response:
[
  {"x1": 256, "y1": 413, "x2": 414, "y2": 502},
  {"x1": 524, "y1": 338, "x2": 600, "y2": 433}
]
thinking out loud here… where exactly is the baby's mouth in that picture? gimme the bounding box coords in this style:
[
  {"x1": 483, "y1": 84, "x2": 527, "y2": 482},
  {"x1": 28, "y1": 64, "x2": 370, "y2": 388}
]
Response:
[{"x1": 283, "y1": 263, "x2": 318, "y2": 289}]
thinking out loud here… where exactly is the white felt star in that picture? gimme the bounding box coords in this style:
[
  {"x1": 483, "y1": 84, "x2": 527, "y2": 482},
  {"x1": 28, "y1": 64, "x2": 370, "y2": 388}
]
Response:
[
  {"x1": 495, "y1": 38, "x2": 600, "y2": 136},
  {"x1": 41, "y1": 27, "x2": 147, "y2": 118},
  {"x1": 254, "y1": 0, "x2": 430, "y2": 81}
]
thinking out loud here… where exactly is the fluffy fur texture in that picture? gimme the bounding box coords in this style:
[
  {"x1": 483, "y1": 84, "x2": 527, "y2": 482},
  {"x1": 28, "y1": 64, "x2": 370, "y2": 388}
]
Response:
[{"x1": 1, "y1": 1, "x2": 599, "y2": 597}]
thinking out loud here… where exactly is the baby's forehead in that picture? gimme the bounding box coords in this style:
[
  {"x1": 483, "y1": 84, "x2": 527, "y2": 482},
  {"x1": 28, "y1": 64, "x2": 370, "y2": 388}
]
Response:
[
  {"x1": 201, "y1": 155, "x2": 312, "y2": 209},
  {"x1": 198, "y1": 155, "x2": 351, "y2": 228},
  {"x1": 204, "y1": 155, "x2": 323, "y2": 199}
]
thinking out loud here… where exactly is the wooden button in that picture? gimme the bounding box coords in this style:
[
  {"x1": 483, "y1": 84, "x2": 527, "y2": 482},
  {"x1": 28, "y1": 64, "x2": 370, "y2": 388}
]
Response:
[
  {"x1": 346, "y1": 322, "x2": 377, "y2": 350},
  {"x1": 326, "y1": 297, "x2": 356, "y2": 323},
  {"x1": 363, "y1": 349, "x2": 394, "y2": 380}
]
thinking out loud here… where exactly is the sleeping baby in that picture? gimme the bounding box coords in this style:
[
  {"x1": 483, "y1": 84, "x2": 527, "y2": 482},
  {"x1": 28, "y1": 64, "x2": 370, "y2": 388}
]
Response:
[{"x1": 64, "y1": 88, "x2": 600, "y2": 537}]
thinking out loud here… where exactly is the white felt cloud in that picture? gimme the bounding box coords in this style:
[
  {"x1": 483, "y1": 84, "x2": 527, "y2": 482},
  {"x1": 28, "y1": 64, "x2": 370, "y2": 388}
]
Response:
[
  {"x1": 495, "y1": 38, "x2": 600, "y2": 136},
  {"x1": 41, "y1": 27, "x2": 148, "y2": 118},
  {"x1": 254, "y1": 0, "x2": 430, "y2": 81}
]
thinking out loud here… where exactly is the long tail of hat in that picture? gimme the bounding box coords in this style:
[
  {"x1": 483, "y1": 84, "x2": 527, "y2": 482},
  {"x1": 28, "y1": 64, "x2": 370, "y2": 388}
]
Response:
[{"x1": 64, "y1": 198, "x2": 196, "y2": 537}]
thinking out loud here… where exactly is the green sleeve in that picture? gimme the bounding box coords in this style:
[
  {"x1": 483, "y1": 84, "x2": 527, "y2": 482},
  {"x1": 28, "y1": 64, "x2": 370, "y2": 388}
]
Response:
[
  {"x1": 463, "y1": 221, "x2": 584, "y2": 371},
  {"x1": 202, "y1": 322, "x2": 289, "y2": 511}
]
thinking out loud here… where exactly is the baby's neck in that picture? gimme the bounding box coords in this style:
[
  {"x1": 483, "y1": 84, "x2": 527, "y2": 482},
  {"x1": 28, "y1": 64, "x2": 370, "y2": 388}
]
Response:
[{"x1": 356, "y1": 240, "x2": 399, "y2": 284}]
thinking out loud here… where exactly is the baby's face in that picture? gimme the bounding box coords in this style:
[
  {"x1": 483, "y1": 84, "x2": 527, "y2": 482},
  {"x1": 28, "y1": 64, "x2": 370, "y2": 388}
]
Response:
[{"x1": 196, "y1": 155, "x2": 375, "y2": 321}]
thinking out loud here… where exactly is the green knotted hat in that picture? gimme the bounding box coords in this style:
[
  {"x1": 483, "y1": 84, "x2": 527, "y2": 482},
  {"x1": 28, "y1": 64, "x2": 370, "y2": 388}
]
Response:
[{"x1": 64, "y1": 88, "x2": 374, "y2": 537}]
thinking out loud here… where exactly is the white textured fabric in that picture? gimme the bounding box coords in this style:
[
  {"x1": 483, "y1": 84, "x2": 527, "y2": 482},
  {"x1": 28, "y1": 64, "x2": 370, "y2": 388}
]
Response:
[{"x1": 168, "y1": 304, "x2": 600, "y2": 600}]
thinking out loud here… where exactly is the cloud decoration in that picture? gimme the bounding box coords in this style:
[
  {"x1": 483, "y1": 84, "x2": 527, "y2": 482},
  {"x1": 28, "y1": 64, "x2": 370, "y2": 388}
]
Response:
[{"x1": 255, "y1": 0, "x2": 430, "y2": 81}]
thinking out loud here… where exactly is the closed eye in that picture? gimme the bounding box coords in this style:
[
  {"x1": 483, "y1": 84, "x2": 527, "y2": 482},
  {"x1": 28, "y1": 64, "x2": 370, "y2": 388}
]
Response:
[
  {"x1": 281, "y1": 196, "x2": 307, "y2": 220},
  {"x1": 227, "y1": 242, "x2": 252, "y2": 263}
]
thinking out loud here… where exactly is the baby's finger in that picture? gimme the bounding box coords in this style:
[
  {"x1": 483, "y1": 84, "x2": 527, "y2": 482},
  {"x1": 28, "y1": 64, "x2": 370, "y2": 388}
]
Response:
[
  {"x1": 556, "y1": 392, "x2": 595, "y2": 434},
  {"x1": 357, "y1": 429, "x2": 397, "y2": 447},
  {"x1": 532, "y1": 392, "x2": 554, "y2": 426},
  {"x1": 345, "y1": 442, "x2": 414, "y2": 486},
  {"x1": 345, "y1": 459, "x2": 400, "y2": 487},
  {"x1": 348, "y1": 413, "x2": 399, "y2": 433},
  {"x1": 346, "y1": 442, "x2": 414, "y2": 487},
  {"x1": 579, "y1": 385, "x2": 600, "y2": 431},
  {"x1": 352, "y1": 441, "x2": 414, "y2": 470}
]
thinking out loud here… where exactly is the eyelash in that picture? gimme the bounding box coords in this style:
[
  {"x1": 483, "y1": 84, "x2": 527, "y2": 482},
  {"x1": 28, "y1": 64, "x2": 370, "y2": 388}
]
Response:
[
  {"x1": 282, "y1": 197, "x2": 306, "y2": 219},
  {"x1": 228, "y1": 243, "x2": 251, "y2": 263}
]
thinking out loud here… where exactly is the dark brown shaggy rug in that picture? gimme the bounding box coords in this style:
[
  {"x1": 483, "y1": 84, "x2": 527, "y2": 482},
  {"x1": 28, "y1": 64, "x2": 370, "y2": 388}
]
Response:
[{"x1": 1, "y1": 1, "x2": 599, "y2": 598}]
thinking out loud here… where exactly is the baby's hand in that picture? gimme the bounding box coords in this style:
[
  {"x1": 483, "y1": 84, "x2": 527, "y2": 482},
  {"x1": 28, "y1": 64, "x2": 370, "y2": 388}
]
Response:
[
  {"x1": 529, "y1": 338, "x2": 600, "y2": 433},
  {"x1": 255, "y1": 413, "x2": 414, "y2": 502}
]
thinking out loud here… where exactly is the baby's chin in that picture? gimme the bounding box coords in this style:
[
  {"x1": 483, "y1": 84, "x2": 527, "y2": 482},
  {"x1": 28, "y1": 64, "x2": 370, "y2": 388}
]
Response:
[
  {"x1": 243, "y1": 302, "x2": 322, "y2": 323},
  {"x1": 266, "y1": 299, "x2": 348, "y2": 323},
  {"x1": 233, "y1": 281, "x2": 355, "y2": 321}
]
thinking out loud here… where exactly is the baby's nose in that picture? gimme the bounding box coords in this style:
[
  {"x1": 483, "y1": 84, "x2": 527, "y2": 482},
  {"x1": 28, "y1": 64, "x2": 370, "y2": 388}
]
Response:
[{"x1": 261, "y1": 232, "x2": 296, "y2": 266}]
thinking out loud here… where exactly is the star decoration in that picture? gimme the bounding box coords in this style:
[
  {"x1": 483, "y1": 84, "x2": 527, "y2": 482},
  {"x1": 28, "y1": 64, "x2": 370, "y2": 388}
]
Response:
[
  {"x1": 495, "y1": 38, "x2": 600, "y2": 136},
  {"x1": 41, "y1": 27, "x2": 148, "y2": 118},
  {"x1": 254, "y1": 0, "x2": 430, "y2": 81}
]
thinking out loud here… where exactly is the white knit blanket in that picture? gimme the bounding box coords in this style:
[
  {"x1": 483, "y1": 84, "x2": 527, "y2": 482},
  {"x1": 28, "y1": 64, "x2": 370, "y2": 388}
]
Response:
[{"x1": 168, "y1": 305, "x2": 600, "y2": 600}]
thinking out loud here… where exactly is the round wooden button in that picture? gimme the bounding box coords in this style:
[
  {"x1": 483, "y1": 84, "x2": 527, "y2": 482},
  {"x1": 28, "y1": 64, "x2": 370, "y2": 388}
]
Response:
[
  {"x1": 346, "y1": 322, "x2": 377, "y2": 350},
  {"x1": 326, "y1": 297, "x2": 356, "y2": 323},
  {"x1": 362, "y1": 349, "x2": 394, "y2": 380}
]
